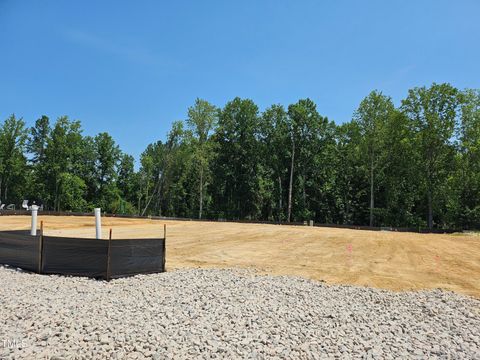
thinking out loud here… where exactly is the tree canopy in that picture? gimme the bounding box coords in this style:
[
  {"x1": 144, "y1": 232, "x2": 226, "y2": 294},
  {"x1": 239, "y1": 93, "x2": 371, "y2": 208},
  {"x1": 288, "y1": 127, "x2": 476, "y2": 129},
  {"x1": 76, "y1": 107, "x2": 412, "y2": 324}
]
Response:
[{"x1": 1, "y1": 83, "x2": 479, "y2": 229}]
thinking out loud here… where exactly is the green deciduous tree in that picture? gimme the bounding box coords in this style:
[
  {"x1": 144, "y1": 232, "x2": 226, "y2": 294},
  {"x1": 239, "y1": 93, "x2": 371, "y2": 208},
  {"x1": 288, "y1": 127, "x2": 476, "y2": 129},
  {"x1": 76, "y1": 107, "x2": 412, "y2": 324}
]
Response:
[
  {"x1": 334, "y1": 122, "x2": 365, "y2": 224},
  {"x1": 57, "y1": 172, "x2": 87, "y2": 212},
  {"x1": 212, "y1": 97, "x2": 262, "y2": 219},
  {"x1": 448, "y1": 89, "x2": 480, "y2": 228},
  {"x1": 287, "y1": 99, "x2": 328, "y2": 222},
  {"x1": 353, "y1": 91, "x2": 394, "y2": 226},
  {"x1": 43, "y1": 116, "x2": 84, "y2": 211},
  {"x1": 185, "y1": 98, "x2": 218, "y2": 219},
  {"x1": 260, "y1": 104, "x2": 290, "y2": 221},
  {"x1": 402, "y1": 83, "x2": 460, "y2": 229},
  {"x1": 93, "y1": 132, "x2": 121, "y2": 211},
  {"x1": 117, "y1": 153, "x2": 137, "y2": 211},
  {"x1": 0, "y1": 114, "x2": 28, "y2": 203},
  {"x1": 28, "y1": 115, "x2": 50, "y2": 164}
]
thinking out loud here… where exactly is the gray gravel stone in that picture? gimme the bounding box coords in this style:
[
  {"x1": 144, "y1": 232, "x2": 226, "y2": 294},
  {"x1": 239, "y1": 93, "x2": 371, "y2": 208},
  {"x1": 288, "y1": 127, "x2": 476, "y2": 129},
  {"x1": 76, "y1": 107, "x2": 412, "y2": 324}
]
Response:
[{"x1": 0, "y1": 266, "x2": 479, "y2": 359}]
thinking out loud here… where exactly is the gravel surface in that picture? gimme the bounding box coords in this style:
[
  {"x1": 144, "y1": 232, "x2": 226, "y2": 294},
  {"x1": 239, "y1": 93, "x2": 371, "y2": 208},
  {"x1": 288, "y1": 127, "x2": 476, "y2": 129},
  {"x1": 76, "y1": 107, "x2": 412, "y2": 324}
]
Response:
[{"x1": 1, "y1": 266, "x2": 479, "y2": 359}]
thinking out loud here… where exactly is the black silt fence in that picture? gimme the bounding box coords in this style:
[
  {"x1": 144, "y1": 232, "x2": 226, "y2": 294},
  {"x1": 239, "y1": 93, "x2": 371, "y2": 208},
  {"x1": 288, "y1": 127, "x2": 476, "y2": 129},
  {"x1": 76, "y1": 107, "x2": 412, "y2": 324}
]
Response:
[
  {"x1": 0, "y1": 231, "x2": 166, "y2": 280},
  {"x1": 0, "y1": 231, "x2": 40, "y2": 272},
  {"x1": 41, "y1": 236, "x2": 109, "y2": 278},
  {"x1": 110, "y1": 239, "x2": 166, "y2": 278}
]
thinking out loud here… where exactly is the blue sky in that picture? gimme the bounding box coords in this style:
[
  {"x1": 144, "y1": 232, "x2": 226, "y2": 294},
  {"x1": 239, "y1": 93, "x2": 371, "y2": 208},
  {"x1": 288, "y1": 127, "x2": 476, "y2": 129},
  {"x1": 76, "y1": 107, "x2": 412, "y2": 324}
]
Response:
[{"x1": 1, "y1": 1, "x2": 479, "y2": 160}]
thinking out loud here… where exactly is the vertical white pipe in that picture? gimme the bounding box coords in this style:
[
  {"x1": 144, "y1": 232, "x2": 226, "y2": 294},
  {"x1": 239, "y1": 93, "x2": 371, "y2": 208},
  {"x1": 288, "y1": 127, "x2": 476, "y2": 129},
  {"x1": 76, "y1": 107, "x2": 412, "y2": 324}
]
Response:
[
  {"x1": 95, "y1": 208, "x2": 102, "y2": 239},
  {"x1": 31, "y1": 205, "x2": 38, "y2": 236}
]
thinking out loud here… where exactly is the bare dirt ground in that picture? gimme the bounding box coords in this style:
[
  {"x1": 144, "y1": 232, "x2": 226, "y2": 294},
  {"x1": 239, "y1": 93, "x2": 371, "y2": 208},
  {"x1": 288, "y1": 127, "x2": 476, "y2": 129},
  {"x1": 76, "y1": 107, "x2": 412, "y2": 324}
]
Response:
[{"x1": 1, "y1": 215, "x2": 479, "y2": 298}]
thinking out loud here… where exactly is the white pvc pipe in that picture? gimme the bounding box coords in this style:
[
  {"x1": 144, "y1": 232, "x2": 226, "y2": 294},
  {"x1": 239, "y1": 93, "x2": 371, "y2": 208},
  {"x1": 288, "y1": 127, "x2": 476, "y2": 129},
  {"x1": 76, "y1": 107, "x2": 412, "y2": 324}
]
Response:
[
  {"x1": 31, "y1": 205, "x2": 38, "y2": 236},
  {"x1": 95, "y1": 208, "x2": 102, "y2": 239}
]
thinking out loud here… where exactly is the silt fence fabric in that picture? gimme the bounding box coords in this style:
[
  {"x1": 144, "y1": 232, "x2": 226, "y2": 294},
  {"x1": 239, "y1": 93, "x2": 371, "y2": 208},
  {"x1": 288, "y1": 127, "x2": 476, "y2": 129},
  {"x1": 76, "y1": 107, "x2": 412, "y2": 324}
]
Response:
[
  {"x1": 0, "y1": 230, "x2": 39, "y2": 272},
  {"x1": 0, "y1": 231, "x2": 165, "y2": 279}
]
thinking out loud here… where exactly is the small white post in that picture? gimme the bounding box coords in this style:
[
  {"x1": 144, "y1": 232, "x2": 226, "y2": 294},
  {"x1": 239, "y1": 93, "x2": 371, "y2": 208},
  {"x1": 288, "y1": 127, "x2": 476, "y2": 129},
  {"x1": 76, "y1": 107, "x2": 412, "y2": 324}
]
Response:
[
  {"x1": 95, "y1": 208, "x2": 102, "y2": 239},
  {"x1": 31, "y1": 205, "x2": 39, "y2": 236}
]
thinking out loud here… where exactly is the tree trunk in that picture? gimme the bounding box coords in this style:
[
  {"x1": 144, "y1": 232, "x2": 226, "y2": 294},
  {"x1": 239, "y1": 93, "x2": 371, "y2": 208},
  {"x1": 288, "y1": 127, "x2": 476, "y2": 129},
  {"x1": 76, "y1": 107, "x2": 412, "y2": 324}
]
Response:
[
  {"x1": 345, "y1": 193, "x2": 350, "y2": 224},
  {"x1": 54, "y1": 176, "x2": 59, "y2": 212},
  {"x1": 158, "y1": 177, "x2": 164, "y2": 217},
  {"x1": 156, "y1": 186, "x2": 162, "y2": 216},
  {"x1": 427, "y1": 189, "x2": 433, "y2": 229},
  {"x1": 287, "y1": 140, "x2": 295, "y2": 223},
  {"x1": 369, "y1": 160, "x2": 374, "y2": 227},
  {"x1": 199, "y1": 167, "x2": 203, "y2": 219},
  {"x1": 277, "y1": 175, "x2": 282, "y2": 222},
  {"x1": 1, "y1": 173, "x2": 9, "y2": 201},
  {"x1": 141, "y1": 184, "x2": 149, "y2": 216},
  {"x1": 302, "y1": 176, "x2": 306, "y2": 212}
]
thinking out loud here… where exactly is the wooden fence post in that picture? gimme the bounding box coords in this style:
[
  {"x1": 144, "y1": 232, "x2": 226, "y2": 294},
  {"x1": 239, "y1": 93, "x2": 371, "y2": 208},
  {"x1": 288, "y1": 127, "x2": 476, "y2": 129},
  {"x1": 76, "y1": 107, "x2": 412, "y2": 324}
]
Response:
[
  {"x1": 163, "y1": 224, "x2": 166, "y2": 272},
  {"x1": 38, "y1": 221, "x2": 44, "y2": 274},
  {"x1": 106, "y1": 228, "x2": 112, "y2": 281}
]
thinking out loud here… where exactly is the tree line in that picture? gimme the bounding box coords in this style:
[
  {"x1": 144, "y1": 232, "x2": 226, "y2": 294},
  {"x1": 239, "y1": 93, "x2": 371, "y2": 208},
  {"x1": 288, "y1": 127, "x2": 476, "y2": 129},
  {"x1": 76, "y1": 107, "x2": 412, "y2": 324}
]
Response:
[{"x1": 1, "y1": 83, "x2": 479, "y2": 229}]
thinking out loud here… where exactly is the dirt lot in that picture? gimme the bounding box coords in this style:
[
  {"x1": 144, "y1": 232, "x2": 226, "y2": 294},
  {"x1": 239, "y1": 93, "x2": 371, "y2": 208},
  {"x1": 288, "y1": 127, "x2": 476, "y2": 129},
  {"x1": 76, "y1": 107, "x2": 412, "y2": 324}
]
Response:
[{"x1": 1, "y1": 215, "x2": 479, "y2": 298}]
